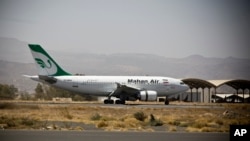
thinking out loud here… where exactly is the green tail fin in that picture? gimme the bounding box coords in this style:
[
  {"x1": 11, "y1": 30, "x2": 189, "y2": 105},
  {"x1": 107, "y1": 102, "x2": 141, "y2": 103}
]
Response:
[{"x1": 28, "y1": 44, "x2": 71, "y2": 76}]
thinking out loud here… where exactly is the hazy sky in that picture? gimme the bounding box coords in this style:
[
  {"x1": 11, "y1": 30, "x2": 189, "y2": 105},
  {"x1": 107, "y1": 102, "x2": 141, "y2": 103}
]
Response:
[{"x1": 0, "y1": 0, "x2": 249, "y2": 58}]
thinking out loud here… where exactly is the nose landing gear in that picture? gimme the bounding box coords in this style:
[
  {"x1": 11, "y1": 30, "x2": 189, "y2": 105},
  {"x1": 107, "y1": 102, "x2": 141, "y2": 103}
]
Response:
[{"x1": 165, "y1": 96, "x2": 169, "y2": 105}]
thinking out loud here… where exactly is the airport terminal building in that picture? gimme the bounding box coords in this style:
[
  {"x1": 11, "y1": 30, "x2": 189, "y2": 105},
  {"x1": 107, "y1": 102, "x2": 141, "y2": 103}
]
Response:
[{"x1": 178, "y1": 79, "x2": 250, "y2": 103}]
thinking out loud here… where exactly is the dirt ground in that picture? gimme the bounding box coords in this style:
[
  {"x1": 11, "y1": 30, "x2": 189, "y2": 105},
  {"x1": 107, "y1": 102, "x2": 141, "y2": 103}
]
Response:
[{"x1": 0, "y1": 101, "x2": 250, "y2": 132}]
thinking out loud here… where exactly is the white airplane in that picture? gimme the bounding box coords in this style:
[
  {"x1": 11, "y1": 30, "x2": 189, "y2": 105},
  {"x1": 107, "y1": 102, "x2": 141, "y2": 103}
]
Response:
[{"x1": 25, "y1": 44, "x2": 189, "y2": 105}]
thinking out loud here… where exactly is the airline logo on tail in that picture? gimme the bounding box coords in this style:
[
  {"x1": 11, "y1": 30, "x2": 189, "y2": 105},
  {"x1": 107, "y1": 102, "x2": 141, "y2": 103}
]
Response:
[
  {"x1": 32, "y1": 51, "x2": 57, "y2": 75},
  {"x1": 28, "y1": 44, "x2": 71, "y2": 76},
  {"x1": 35, "y1": 58, "x2": 52, "y2": 69}
]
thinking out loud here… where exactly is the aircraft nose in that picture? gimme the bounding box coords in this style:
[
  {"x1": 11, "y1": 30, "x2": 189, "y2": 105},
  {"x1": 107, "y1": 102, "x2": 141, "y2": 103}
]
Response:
[
  {"x1": 179, "y1": 81, "x2": 189, "y2": 91},
  {"x1": 183, "y1": 84, "x2": 189, "y2": 91}
]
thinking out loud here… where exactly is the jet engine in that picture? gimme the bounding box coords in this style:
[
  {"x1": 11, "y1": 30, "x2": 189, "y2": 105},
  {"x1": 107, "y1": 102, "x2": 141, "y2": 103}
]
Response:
[{"x1": 139, "y1": 90, "x2": 157, "y2": 101}]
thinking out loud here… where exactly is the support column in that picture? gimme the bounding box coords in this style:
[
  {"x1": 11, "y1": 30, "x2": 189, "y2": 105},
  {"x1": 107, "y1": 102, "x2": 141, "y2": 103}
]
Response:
[
  {"x1": 202, "y1": 88, "x2": 205, "y2": 103},
  {"x1": 208, "y1": 88, "x2": 211, "y2": 103},
  {"x1": 190, "y1": 88, "x2": 193, "y2": 102},
  {"x1": 215, "y1": 88, "x2": 217, "y2": 103},
  {"x1": 196, "y1": 88, "x2": 199, "y2": 102}
]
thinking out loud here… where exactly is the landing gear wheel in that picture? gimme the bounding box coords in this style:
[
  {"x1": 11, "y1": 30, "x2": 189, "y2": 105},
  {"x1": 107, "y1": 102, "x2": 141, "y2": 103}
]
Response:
[
  {"x1": 104, "y1": 99, "x2": 114, "y2": 104},
  {"x1": 115, "y1": 100, "x2": 126, "y2": 105},
  {"x1": 164, "y1": 99, "x2": 169, "y2": 105},
  {"x1": 104, "y1": 99, "x2": 109, "y2": 104},
  {"x1": 121, "y1": 100, "x2": 125, "y2": 105},
  {"x1": 109, "y1": 100, "x2": 114, "y2": 104},
  {"x1": 115, "y1": 100, "x2": 121, "y2": 104}
]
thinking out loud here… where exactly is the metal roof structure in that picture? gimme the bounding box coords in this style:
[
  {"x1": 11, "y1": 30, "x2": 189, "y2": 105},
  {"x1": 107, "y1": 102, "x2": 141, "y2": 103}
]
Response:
[
  {"x1": 182, "y1": 78, "x2": 215, "y2": 89},
  {"x1": 182, "y1": 78, "x2": 250, "y2": 90}
]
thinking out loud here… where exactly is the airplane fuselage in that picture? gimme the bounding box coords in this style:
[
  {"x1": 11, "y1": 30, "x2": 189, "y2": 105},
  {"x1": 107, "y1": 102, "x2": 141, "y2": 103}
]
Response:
[{"x1": 31, "y1": 75, "x2": 188, "y2": 97}]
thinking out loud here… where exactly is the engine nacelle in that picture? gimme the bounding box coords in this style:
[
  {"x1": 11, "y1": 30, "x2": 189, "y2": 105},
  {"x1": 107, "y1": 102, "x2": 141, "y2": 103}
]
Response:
[{"x1": 139, "y1": 90, "x2": 157, "y2": 101}]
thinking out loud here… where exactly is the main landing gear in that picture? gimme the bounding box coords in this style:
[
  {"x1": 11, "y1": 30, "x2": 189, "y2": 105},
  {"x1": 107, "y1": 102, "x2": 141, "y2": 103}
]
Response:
[
  {"x1": 104, "y1": 99, "x2": 114, "y2": 104},
  {"x1": 103, "y1": 98, "x2": 125, "y2": 104},
  {"x1": 115, "y1": 99, "x2": 125, "y2": 104}
]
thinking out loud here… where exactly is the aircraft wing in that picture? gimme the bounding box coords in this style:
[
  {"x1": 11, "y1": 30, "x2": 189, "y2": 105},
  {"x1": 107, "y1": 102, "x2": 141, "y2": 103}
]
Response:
[{"x1": 112, "y1": 83, "x2": 140, "y2": 96}]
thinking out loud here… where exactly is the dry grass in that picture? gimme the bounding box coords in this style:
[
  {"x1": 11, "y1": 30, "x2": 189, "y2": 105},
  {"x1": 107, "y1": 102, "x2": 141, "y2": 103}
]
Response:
[{"x1": 0, "y1": 101, "x2": 249, "y2": 132}]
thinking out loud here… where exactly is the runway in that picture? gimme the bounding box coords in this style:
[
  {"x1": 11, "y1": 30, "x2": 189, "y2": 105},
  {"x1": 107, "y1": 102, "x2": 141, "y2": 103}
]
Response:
[
  {"x1": 97, "y1": 103, "x2": 224, "y2": 109},
  {"x1": 7, "y1": 101, "x2": 224, "y2": 109},
  {"x1": 0, "y1": 130, "x2": 229, "y2": 141}
]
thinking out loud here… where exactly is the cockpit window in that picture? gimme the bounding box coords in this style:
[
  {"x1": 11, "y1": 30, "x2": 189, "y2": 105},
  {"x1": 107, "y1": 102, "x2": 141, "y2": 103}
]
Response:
[{"x1": 180, "y1": 82, "x2": 185, "y2": 85}]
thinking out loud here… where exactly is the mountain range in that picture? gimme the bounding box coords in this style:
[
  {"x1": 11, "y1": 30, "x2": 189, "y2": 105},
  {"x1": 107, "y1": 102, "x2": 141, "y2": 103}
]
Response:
[{"x1": 0, "y1": 37, "x2": 249, "y2": 92}]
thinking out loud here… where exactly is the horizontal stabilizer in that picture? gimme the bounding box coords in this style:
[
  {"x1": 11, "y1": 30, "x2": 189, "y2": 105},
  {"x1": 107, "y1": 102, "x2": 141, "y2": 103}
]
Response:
[{"x1": 38, "y1": 75, "x2": 57, "y2": 84}]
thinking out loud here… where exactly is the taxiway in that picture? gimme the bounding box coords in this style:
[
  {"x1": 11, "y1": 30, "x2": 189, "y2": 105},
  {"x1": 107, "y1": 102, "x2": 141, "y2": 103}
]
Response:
[{"x1": 0, "y1": 130, "x2": 229, "y2": 141}]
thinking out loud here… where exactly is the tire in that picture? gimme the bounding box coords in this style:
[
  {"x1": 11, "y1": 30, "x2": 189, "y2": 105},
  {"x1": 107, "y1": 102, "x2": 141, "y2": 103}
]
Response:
[
  {"x1": 121, "y1": 100, "x2": 125, "y2": 105},
  {"x1": 109, "y1": 99, "x2": 114, "y2": 104},
  {"x1": 165, "y1": 99, "x2": 169, "y2": 105},
  {"x1": 115, "y1": 100, "x2": 126, "y2": 104},
  {"x1": 104, "y1": 99, "x2": 109, "y2": 104},
  {"x1": 115, "y1": 100, "x2": 121, "y2": 104},
  {"x1": 104, "y1": 99, "x2": 114, "y2": 104}
]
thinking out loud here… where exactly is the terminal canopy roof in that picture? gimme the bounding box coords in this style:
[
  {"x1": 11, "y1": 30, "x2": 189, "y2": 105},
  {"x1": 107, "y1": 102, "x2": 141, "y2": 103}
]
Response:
[
  {"x1": 182, "y1": 78, "x2": 250, "y2": 90},
  {"x1": 182, "y1": 78, "x2": 215, "y2": 89}
]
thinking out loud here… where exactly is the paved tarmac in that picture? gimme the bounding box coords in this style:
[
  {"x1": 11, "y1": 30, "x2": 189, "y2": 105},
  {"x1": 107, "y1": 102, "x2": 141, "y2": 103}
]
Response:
[
  {"x1": 100, "y1": 103, "x2": 224, "y2": 109},
  {"x1": 0, "y1": 130, "x2": 229, "y2": 141},
  {"x1": 9, "y1": 101, "x2": 224, "y2": 109}
]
